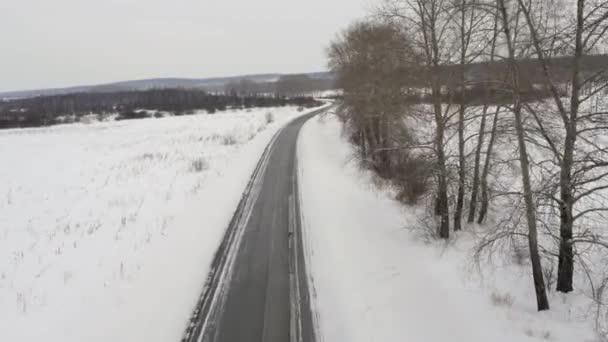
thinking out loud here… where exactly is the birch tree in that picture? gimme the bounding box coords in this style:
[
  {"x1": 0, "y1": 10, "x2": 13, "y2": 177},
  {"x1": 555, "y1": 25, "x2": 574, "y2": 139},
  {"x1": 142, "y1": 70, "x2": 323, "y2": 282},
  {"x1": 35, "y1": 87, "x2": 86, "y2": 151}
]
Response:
[
  {"x1": 515, "y1": 0, "x2": 608, "y2": 293},
  {"x1": 451, "y1": 0, "x2": 493, "y2": 230},
  {"x1": 495, "y1": 0, "x2": 551, "y2": 311}
]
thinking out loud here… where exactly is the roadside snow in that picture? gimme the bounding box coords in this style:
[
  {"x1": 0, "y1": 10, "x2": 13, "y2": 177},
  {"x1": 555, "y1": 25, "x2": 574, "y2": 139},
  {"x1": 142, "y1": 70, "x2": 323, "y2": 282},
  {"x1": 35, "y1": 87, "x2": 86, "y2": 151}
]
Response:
[
  {"x1": 297, "y1": 114, "x2": 596, "y2": 342},
  {"x1": 0, "y1": 105, "x2": 324, "y2": 342}
]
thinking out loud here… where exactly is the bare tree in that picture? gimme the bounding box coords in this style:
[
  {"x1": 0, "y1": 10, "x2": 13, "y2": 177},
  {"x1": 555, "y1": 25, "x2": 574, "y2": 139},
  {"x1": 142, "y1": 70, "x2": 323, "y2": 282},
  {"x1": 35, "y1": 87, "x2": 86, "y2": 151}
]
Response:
[
  {"x1": 380, "y1": 0, "x2": 456, "y2": 238},
  {"x1": 450, "y1": 0, "x2": 493, "y2": 230},
  {"x1": 476, "y1": 105, "x2": 502, "y2": 224},
  {"x1": 469, "y1": 9, "x2": 500, "y2": 224},
  {"x1": 495, "y1": 0, "x2": 550, "y2": 311},
  {"x1": 328, "y1": 20, "x2": 419, "y2": 173}
]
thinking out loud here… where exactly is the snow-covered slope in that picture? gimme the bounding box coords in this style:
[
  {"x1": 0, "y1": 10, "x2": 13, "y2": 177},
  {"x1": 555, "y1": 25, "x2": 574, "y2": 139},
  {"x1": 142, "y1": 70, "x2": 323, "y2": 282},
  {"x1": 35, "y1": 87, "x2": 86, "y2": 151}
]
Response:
[
  {"x1": 297, "y1": 114, "x2": 596, "y2": 342},
  {"x1": 0, "y1": 106, "x2": 322, "y2": 342}
]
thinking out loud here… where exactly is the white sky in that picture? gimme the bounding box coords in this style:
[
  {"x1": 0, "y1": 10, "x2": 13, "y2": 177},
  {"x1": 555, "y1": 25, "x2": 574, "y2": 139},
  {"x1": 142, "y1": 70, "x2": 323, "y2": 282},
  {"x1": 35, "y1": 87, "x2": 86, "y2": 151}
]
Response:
[{"x1": 0, "y1": 0, "x2": 370, "y2": 92}]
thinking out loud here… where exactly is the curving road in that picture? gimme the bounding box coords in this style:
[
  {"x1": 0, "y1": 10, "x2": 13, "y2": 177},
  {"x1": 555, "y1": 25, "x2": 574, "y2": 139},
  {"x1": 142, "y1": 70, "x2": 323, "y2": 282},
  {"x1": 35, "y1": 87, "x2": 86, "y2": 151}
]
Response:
[{"x1": 182, "y1": 107, "x2": 328, "y2": 342}]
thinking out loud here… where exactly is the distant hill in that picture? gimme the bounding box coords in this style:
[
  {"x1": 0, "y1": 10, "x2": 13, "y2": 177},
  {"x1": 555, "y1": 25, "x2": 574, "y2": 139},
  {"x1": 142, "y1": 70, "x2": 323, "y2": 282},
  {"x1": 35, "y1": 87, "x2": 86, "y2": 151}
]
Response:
[{"x1": 0, "y1": 72, "x2": 336, "y2": 100}]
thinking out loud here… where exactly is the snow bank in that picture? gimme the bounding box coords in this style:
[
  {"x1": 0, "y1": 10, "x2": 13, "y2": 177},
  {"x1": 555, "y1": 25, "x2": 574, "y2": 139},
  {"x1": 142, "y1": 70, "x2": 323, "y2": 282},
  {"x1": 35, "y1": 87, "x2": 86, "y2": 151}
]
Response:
[
  {"x1": 0, "y1": 106, "x2": 322, "y2": 342},
  {"x1": 297, "y1": 114, "x2": 596, "y2": 342}
]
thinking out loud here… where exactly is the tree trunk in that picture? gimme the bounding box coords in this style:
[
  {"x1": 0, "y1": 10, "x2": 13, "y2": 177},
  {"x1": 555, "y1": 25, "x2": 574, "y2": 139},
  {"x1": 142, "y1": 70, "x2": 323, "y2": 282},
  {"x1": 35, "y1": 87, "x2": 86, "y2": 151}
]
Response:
[
  {"x1": 417, "y1": 0, "x2": 450, "y2": 239},
  {"x1": 470, "y1": 14, "x2": 498, "y2": 223},
  {"x1": 454, "y1": 102, "x2": 465, "y2": 231},
  {"x1": 556, "y1": 180, "x2": 574, "y2": 293},
  {"x1": 454, "y1": 0, "x2": 468, "y2": 232},
  {"x1": 381, "y1": 115, "x2": 392, "y2": 174},
  {"x1": 468, "y1": 104, "x2": 487, "y2": 223},
  {"x1": 434, "y1": 92, "x2": 450, "y2": 239},
  {"x1": 556, "y1": 0, "x2": 584, "y2": 294},
  {"x1": 478, "y1": 106, "x2": 500, "y2": 224},
  {"x1": 513, "y1": 99, "x2": 550, "y2": 311},
  {"x1": 360, "y1": 129, "x2": 368, "y2": 160}
]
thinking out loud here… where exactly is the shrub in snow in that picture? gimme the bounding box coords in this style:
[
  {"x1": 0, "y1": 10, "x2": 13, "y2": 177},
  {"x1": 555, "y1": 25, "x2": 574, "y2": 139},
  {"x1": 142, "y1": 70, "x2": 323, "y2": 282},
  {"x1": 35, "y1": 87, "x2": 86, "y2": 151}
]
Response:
[
  {"x1": 392, "y1": 153, "x2": 432, "y2": 205},
  {"x1": 490, "y1": 291, "x2": 514, "y2": 308},
  {"x1": 117, "y1": 110, "x2": 149, "y2": 121},
  {"x1": 221, "y1": 135, "x2": 238, "y2": 146},
  {"x1": 265, "y1": 112, "x2": 274, "y2": 124},
  {"x1": 190, "y1": 158, "x2": 209, "y2": 173}
]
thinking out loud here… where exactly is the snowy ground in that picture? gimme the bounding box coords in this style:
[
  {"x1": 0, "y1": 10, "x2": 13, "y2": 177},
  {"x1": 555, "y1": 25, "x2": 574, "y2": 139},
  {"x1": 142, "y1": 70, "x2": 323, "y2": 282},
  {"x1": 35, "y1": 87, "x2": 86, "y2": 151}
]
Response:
[
  {"x1": 297, "y1": 114, "x2": 597, "y2": 342},
  {"x1": 0, "y1": 105, "x2": 324, "y2": 342}
]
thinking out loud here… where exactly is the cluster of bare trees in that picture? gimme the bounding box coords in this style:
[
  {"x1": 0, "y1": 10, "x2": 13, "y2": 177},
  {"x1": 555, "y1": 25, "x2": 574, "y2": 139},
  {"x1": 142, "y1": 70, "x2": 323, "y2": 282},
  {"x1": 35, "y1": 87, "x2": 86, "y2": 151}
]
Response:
[{"x1": 329, "y1": 0, "x2": 608, "y2": 316}]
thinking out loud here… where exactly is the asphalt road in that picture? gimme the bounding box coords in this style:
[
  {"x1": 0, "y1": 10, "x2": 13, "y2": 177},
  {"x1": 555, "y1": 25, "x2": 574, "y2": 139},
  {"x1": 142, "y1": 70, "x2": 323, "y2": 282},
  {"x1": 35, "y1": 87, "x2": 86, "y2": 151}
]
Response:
[{"x1": 183, "y1": 107, "x2": 328, "y2": 342}]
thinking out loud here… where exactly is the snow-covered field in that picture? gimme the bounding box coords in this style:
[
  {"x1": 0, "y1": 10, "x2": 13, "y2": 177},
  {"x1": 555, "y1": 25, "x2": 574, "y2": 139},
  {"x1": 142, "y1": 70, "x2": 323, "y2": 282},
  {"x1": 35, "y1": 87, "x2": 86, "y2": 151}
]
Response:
[
  {"x1": 0, "y1": 106, "x2": 322, "y2": 342},
  {"x1": 297, "y1": 114, "x2": 596, "y2": 342}
]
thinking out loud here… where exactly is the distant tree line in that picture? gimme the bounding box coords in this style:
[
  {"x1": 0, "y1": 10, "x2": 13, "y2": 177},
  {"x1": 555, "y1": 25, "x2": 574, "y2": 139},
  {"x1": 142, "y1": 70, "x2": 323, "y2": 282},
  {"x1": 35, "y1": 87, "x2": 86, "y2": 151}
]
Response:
[
  {"x1": 222, "y1": 74, "x2": 336, "y2": 97},
  {"x1": 0, "y1": 88, "x2": 321, "y2": 129},
  {"x1": 332, "y1": 52, "x2": 608, "y2": 105}
]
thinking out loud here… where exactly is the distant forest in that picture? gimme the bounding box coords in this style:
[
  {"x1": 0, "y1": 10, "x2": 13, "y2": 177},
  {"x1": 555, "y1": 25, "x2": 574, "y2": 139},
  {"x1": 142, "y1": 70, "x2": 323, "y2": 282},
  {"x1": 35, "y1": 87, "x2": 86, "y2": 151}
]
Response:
[
  {"x1": 336, "y1": 54, "x2": 608, "y2": 105},
  {"x1": 222, "y1": 74, "x2": 336, "y2": 96},
  {"x1": 0, "y1": 89, "x2": 322, "y2": 129}
]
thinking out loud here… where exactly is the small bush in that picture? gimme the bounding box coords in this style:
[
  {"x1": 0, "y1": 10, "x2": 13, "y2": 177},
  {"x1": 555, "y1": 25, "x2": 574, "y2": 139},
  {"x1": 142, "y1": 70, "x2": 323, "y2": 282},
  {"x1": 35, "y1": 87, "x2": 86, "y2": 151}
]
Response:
[
  {"x1": 513, "y1": 243, "x2": 529, "y2": 266},
  {"x1": 140, "y1": 153, "x2": 156, "y2": 160},
  {"x1": 221, "y1": 135, "x2": 238, "y2": 146},
  {"x1": 524, "y1": 328, "x2": 553, "y2": 340},
  {"x1": 190, "y1": 158, "x2": 209, "y2": 173},
  {"x1": 78, "y1": 114, "x2": 98, "y2": 124},
  {"x1": 265, "y1": 112, "x2": 274, "y2": 124},
  {"x1": 490, "y1": 291, "x2": 514, "y2": 307},
  {"x1": 393, "y1": 154, "x2": 432, "y2": 205},
  {"x1": 117, "y1": 110, "x2": 148, "y2": 121}
]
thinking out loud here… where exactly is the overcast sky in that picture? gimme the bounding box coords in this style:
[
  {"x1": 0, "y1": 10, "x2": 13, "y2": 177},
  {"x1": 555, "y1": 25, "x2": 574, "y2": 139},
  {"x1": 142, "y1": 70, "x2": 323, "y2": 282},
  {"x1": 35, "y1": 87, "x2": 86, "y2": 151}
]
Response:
[{"x1": 0, "y1": 0, "x2": 370, "y2": 92}]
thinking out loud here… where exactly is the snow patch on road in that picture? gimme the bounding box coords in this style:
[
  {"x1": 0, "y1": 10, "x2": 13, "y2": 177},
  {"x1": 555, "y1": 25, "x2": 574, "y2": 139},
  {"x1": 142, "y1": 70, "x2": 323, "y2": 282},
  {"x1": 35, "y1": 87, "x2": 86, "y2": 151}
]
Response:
[{"x1": 297, "y1": 114, "x2": 595, "y2": 342}]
